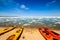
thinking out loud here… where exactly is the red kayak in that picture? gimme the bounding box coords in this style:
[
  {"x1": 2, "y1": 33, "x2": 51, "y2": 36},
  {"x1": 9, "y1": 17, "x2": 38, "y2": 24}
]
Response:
[
  {"x1": 38, "y1": 28, "x2": 58, "y2": 40},
  {"x1": 43, "y1": 27, "x2": 60, "y2": 40}
]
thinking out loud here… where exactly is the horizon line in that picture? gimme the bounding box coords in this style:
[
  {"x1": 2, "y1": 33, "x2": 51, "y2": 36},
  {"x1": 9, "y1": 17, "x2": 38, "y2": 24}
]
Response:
[{"x1": 0, "y1": 16, "x2": 60, "y2": 18}]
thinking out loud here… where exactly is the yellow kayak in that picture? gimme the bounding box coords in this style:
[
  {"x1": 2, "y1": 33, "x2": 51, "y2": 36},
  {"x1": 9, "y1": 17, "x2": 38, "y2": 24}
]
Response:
[
  {"x1": 0, "y1": 27, "x2": 16, "y2": 35},
  {"x1": 6, "y1": 28, "x2": 23, "y2": 40}
]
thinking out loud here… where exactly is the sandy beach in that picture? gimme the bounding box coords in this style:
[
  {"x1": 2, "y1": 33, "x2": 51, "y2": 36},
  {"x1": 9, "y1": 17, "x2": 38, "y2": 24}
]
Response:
[{"x1": 0, "y1": 27, "x2": 60, "y2": 40}]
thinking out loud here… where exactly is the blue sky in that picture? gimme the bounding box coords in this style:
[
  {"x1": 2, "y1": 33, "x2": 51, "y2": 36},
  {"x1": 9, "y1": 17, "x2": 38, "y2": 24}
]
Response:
[{"x1": 0, "y1": 0, "x2": 60, "y2": 16}]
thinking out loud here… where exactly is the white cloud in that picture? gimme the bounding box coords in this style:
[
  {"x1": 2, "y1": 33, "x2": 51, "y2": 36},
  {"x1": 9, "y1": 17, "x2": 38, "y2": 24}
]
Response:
[
  {"x1": 50, "y1": 0, "x2": 56, "y2": 4},
  {"x1": 21, "y1": 4, "x2": 26, "y2": 9},
  {"x1": 46, "y1": 0, "x2": 56, "y2": 6},
  {"x1": 20, "y1": 4, "x2": 29, "y2": 10}
]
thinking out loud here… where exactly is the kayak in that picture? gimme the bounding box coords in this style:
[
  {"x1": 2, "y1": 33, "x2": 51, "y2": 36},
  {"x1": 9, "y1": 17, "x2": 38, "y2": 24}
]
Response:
[
  {"x1": 0, "y1": 27, "x2": 16, "y2": 35},
  {"x1": 38, "y1": 28, "x2": 58, "y2": 40},
  {"x1": 43, "y1": 27, "x2": 60, "y2": 40},
  {"x1": 6, "y1": 28, "x2": 23, "y2": 40}
]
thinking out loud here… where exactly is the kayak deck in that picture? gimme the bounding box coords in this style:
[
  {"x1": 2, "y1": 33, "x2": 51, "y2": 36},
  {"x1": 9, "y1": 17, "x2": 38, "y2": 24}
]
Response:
[{"x1": 38, "y1": 27, "x2": 60, "y2": 40}]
